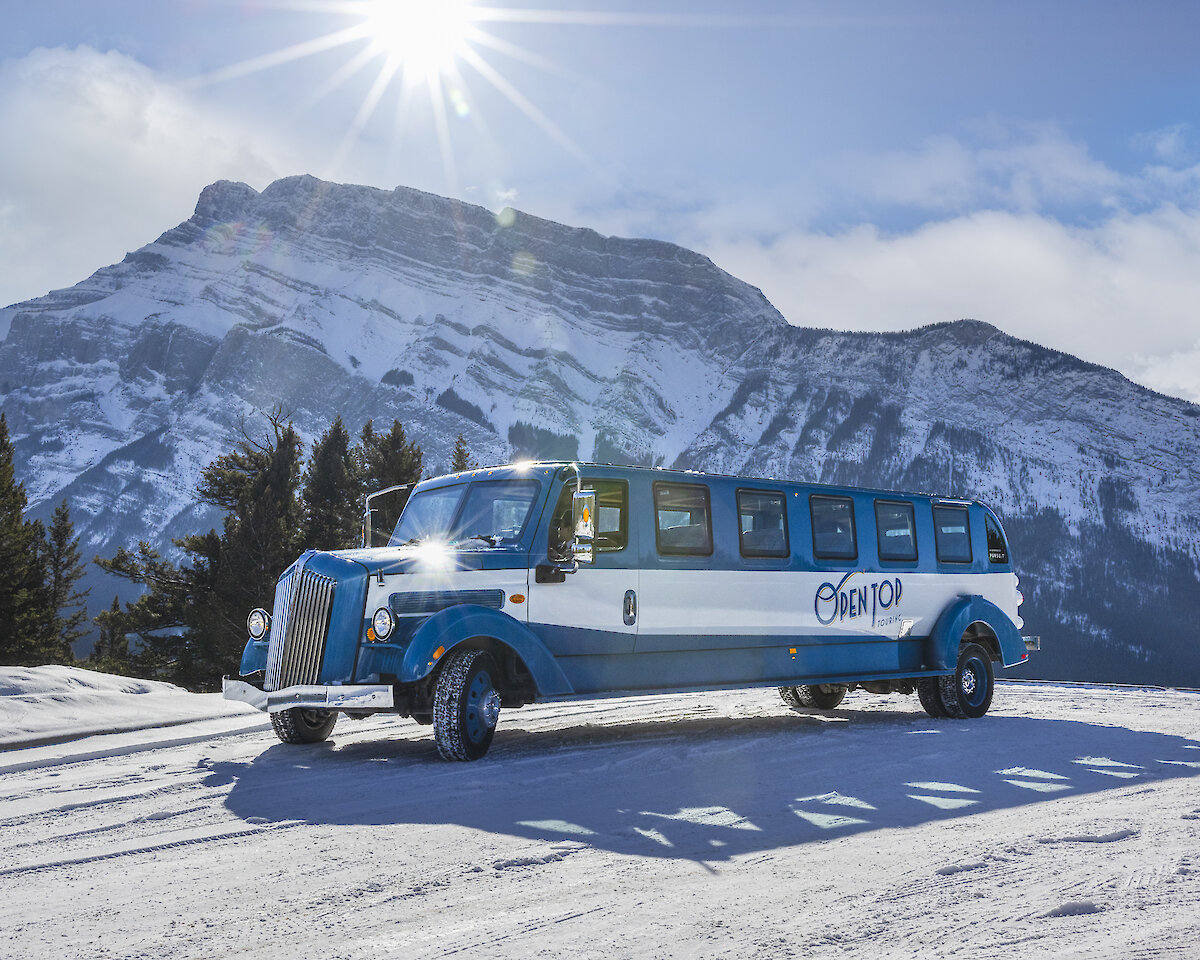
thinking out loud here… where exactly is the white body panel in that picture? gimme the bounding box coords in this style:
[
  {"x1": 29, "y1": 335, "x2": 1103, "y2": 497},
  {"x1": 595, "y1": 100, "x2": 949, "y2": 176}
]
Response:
[
  {"x1": 363, "y1": 570, "x2": 530, "y2": 626},
  {"x1": 635, "y1": 570, "x2": 1018, "y2": 639},
  {"x1": 526, "y1": 567, "x2": 638, "y2": 636}
]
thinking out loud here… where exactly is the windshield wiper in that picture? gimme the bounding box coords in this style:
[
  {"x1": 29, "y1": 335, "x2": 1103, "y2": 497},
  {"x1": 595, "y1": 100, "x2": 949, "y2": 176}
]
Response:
[{"x1": 467, "y1": 534, "x2": 500, "y2": 546}]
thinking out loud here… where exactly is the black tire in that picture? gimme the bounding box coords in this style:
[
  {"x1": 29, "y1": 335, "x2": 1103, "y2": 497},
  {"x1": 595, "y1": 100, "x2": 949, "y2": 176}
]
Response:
[
  {"x1": 778, "y1": 686, "x2": 803, "y2": 710},
  {"x1": 917, "y1": 678, "x2": 948, "y2": 718},
  {"x1": 795, "y1": 684, "x2": 848, "y2": 710},
  {"x1": 937, "y1": 642, "x2": 995, "y2": 719},
  {"x1": 271, "y1": 707, "x2": 337, "y2": 744},
  {"x1": 433, "y1": 649, "x2": 502, "y2": 761}
]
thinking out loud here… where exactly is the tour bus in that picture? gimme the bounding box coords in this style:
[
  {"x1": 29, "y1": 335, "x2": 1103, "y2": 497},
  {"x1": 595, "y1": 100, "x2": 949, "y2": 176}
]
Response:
[{"x1": 223, "y1": 462, "x2": 1036, "y2": 760}]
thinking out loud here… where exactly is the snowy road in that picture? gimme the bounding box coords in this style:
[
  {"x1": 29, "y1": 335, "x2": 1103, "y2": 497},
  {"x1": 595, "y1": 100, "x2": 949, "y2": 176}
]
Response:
[{"x1": 3, "y1": 680, "x2": 1199, "y2": 959}]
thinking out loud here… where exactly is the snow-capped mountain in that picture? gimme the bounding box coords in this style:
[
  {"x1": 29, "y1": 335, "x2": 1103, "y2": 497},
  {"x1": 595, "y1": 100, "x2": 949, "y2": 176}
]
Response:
[{"x1": 1, "y1": 175, "x2": 1198, "y2": 683}]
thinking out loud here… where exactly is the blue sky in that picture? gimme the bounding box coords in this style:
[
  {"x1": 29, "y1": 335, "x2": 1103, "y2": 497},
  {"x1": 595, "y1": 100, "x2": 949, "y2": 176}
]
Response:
[{"x1": 4, "y1": 0, "x2": 1200, "y2": 401}]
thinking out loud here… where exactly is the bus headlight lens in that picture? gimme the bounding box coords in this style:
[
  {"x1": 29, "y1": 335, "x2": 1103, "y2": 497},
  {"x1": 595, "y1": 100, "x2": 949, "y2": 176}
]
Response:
[
  {"x1": 247, "y1": 608, "x2": 270, "y2": 640},
  {"x1": 372, "y1": 607, "x2": 394, "y2": 641}
]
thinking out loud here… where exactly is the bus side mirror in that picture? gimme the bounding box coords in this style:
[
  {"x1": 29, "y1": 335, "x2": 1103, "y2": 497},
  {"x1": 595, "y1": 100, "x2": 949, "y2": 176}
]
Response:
[{"x1": 572, "y1": 489, "x2": 596, "y2": 564}]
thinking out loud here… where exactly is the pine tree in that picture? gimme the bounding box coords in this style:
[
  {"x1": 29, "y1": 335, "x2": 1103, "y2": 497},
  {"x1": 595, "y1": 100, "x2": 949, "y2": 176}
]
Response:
[
  {"x1": 0, "y1": 414, "x2": 52, "y2": 665},
  {"x1": 450, "y1": 433, "x2": 471, "y2": 473},
  {"x1": 301, "y1": 416, "x2": 358, "y2": 550},
  {"x1": 90, "y1": 594, "x2": 132, "y2": 675},
  {"x1": 356, "y1": 419, "x2": 424, "y2": 546},
  {"x1": 97, "y1": 411, "x2": 305, "y2": 689},
  {"x1": 45, "y1": 500, "x2": 89, "y2": 660}
]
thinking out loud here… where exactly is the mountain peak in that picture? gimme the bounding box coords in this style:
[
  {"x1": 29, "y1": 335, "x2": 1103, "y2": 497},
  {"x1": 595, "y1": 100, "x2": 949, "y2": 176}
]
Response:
[{"x1": 193, "y1": 180, "x2": 259, "y2": 225}]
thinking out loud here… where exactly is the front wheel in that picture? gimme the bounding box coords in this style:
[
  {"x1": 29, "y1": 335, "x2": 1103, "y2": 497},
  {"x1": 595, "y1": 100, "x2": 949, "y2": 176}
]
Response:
[
  {"x1": 433, "y1": 649, "x2": 503, "y2": 761},
  {"x1": 271, "y1": 707, "x2": 337, "y2": 743},
  {"x1": 937, "y1": 643, "x2": 995, "y2": 719}
]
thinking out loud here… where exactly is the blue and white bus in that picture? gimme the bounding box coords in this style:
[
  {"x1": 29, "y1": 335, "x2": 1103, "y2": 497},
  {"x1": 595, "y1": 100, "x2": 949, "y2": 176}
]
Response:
[{"x1": 224, "y1": 462, "x2": 1035, "y2": 760}]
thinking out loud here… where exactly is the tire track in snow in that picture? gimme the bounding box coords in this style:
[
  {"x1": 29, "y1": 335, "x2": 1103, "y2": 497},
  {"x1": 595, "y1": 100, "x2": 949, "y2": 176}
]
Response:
[{"x1": 0, "y1": 820, "x2": 302, "y2": 878}]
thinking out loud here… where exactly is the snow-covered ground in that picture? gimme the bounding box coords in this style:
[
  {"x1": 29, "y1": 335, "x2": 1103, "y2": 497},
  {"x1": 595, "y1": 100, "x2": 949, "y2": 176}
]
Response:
[
  {"x1": 0, "y1": 665, "x2": 261, "y2": 749},
  {"x1": 2, "y1": 668, "x2": 1198, "y2": 959}
]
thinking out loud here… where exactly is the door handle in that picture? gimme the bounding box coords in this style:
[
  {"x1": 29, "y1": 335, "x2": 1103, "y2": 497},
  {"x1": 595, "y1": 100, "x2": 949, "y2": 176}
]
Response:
[{"x1": 623, "y1": 589, "x2": 637, "y2": 626}]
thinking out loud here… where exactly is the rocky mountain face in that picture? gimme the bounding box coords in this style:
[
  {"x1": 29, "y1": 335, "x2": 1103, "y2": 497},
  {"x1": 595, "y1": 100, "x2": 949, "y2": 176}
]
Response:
[{"x1": 2, "y1": 175, "x2": 1198, "y2": 683}]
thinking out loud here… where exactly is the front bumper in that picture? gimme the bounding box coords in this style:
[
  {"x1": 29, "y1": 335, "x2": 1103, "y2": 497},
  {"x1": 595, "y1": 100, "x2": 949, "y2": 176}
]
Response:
[{"x1": 222, "y1": 676, "x2": 394, "y2": 714}]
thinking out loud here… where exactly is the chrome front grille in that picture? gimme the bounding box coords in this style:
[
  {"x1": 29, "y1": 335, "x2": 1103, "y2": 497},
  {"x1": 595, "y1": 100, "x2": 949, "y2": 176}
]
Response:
[{"x1": 264, "y1": 561, "x2": 337, "y2": 691}]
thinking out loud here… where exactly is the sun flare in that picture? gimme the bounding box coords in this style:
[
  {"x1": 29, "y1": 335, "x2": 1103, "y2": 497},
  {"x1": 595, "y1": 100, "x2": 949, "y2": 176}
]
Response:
[
  {"x1": 362, "y1": 0, "x2": 475, "y2": 79},
  {"x1": 197, "y1": 0, "x2": 605, "y2": 187}
]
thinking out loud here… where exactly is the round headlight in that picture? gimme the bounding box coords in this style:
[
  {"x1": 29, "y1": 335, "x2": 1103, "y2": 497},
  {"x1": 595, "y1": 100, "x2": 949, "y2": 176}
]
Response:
[
  {"x1": 247, "y1": 608, "x2": 270, "y2": 640},
  {"x1": 372, "y1": 607, "x2": 394, "y2": 641}
]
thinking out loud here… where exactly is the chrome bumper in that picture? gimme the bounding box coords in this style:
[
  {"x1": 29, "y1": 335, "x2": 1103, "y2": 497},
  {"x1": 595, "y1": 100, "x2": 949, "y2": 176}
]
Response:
[{"x1": 222, "y1": 677, "x2": 394, "y2": 713}]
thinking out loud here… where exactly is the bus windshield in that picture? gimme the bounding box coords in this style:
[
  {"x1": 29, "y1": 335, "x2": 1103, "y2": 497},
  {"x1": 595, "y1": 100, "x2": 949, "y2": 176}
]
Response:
[
  {"x1": 389, "y1": 480, "x2": 541, "y2": 546},
  {"x1": 389, "y1": 484, "x2": 464, "y2": 545}
]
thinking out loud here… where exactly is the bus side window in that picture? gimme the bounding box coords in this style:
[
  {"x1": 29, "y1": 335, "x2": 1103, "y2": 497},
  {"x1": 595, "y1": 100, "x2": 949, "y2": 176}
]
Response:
[
  {"x1": 933, "y1": 505, "x2": 972, "y2": 563},
  {"x1": 737, "y1": 489, "x2": 789, "y2": 558},
  {"x1": 985, "y1": 514, "x2": 1009, "y2": 565},
  {"x1": 875, "y1": 500, "x2": 917, "y2": 561},
  {"x1": 654, "y1": 483, "x2": 713, "y2": 556},
  {"x1": 810, "y1": 495, "x2": 857, "y2": 561}
]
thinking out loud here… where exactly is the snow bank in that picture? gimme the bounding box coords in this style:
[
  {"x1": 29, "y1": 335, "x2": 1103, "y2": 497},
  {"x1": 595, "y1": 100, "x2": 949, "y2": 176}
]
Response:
[{"x1": 0, "y1": 665, "x2": 257, "y2": 749}]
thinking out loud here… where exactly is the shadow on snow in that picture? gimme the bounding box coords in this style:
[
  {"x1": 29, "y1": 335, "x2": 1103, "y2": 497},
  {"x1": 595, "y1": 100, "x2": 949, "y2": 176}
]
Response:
[{"x1": 205, "y1": 703, "x2": 1200, "y2": 863}]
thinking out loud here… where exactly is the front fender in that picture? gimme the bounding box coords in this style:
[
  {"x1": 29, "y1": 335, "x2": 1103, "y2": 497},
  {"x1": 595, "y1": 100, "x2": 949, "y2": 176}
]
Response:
[
  {"x1": 239, "y1": 639, "x2": 269, "y2": 675},
  {"x1": 399, "y1": 605, "x2": 575, "y2": 697},
  {"x1": 925, "y1": 595, "x2": 1026, "y2": 670}
]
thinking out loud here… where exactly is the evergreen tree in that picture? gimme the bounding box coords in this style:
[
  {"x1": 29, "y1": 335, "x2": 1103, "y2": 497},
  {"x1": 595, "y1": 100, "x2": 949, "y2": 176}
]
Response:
[
  {"x1": 45, "y1": 500, "x2": 89, "y2": 660},
  {"x1": 0, "y1": 414, "x2": 53, "y2": 665},
  {"x1": 97, "y1": 412, "x2": 305, "y2": 689},
  {"x1": 301, "y1": 416, "x2": 358, "y2": 550},
  {"x1": 90, "y1": 594, "x2": 132, "y2": 675},
  {"x1": 450, "y1": 433, "x2": 471, "y2": 473},
  {"x1": 356, "y1": 419, "x2": 424, "y2": 546}
]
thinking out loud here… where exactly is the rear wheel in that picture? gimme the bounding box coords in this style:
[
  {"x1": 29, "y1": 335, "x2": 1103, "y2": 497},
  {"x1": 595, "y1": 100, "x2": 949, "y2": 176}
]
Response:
[
  {"x1": 779, "y1": 684, "x2": 847, "y2": 711},
  {"x1": 938, "y1": 643, "x2": 994, "y2": 719},
  {"x1": 271, "y1": 707, "x2": 337, "y2": 743},
  {"x1": 917, "y1": 678, "x2": 947, "y2": 718},
  {"x1": 433, "y1": 649, "x2": 502, "y2": 761},
  {"x1": 796, "y1": 684, "x2": 848, "y2": 710}
]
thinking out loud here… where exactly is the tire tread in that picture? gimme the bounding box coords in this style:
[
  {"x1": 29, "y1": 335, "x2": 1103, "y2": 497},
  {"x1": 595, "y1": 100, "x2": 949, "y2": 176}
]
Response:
[
  {"x1": 433, "y1": 649, "x2": 499, "y2": 761},
  {"x1": 271, "y1": 707, "x2": 337, "y2": 744}
]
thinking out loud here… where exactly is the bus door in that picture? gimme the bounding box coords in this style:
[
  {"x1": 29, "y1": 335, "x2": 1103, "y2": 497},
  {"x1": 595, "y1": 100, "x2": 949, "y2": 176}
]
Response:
[{"x1": 525, "y1": 478, "x2": 638, "y2": 656}]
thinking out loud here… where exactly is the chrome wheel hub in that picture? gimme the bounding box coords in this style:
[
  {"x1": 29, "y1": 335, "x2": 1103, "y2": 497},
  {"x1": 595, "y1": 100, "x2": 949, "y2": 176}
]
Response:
[
  {"x1": 481, "y1": 689, "x2": 502, "y2": 728},
  {"x1": 961, "y1": 670, "x2": 977, "y2": 695}
]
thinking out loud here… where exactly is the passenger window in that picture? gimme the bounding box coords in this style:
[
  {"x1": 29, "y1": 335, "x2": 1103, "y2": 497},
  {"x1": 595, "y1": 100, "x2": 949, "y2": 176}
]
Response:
[
  {"x1": 654, "y1": 483, "x2": 713, "y2": 556},
  {"x1": 875, "y1": 500, "x2": 917, "y2": 561},
  {"x1": 737, "y1": 490, "x2": 789, "y2": 558},
  {"x1": 810, "y1": 495, "x2": 857, "y2": 561},
  {"x1": 985, "y1": 514, "x2": 1009, "y2": 565},
  {"x1": 933, "y1": 505, "x2": 972, "y2": 563},
  {"x1": 548, "y1": 480, "x2": 628, "y2": 559}
]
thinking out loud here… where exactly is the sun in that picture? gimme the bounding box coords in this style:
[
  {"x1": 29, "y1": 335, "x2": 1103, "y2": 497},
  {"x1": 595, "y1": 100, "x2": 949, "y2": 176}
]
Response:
[{"x1": 361, "y1": 0, "x2": 475, "y2": 80}]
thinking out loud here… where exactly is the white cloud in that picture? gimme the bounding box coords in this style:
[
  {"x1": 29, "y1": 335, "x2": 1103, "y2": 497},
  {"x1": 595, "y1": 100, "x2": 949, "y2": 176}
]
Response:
[
  {"x1": 698, "y1": 205, "x2": 1200, "y2": 404},
  {"x1": 0, "y1": 46, "x2": 284, "y2": 308}
]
